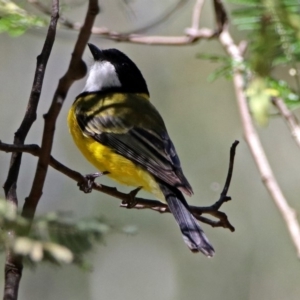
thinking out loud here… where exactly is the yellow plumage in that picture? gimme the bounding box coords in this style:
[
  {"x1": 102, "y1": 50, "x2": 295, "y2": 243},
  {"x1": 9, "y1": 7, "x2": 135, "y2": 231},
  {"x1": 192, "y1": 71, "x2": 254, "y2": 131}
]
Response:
[{"x1": 67, "y1": 93, "x2": 164, "y2": 201}]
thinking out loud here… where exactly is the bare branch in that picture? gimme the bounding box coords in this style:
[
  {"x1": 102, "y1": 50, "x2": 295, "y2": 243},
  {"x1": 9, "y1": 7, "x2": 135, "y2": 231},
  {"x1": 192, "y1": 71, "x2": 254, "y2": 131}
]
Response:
[
  {"x1": 28, "y1": 0, "x2": 216, "y2": 45},
  {"x1": 185, "y1": 0, "x2": 210, "y2": 37},
  {"x1": 115, "y1": 140, "x2": 238, "y2": 231},
  {"x1": 0, "y1": 140, "x2": 238, "y2": 231},
  {"x1": 21, "y1": 0, "x2": 99, "y2": 221},
  {"x1": 122, "y1": 0, "x2": 189, "y2": 34},
  {"x1": 190, "y1": 0, "x2": 205, "y2": 31},
  {"x1": 99, "y1": 28, "x2": 216, "y2": 45},
  {"x1": 216, "y1": 2, "x2": 300, "y2": 257},
  {"x1": 2, "y1": 1, "x2": 59, "y2": 299},
  {"x1": 272, "y1": 97, "x2": 300, "y2": 150},
  {"x1": 213, "y1": 0, "x2": 228, "y2": 33},
  {"x1": 4, "y1": 0, "x2": 59, "y2": 205},
  {"x1": 221, "y1": 140, "x2": 239, "y2": 197},
  {"x1": 29, "y1": 0, "x2": 188, "y2": 35}
]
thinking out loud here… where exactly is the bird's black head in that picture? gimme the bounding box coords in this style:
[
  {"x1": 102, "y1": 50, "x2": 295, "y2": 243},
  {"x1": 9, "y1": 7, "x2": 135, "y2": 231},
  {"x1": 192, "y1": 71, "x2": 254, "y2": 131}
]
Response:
[{"x1": 83, "y1": 43, "x2": 149, "y2": 95}]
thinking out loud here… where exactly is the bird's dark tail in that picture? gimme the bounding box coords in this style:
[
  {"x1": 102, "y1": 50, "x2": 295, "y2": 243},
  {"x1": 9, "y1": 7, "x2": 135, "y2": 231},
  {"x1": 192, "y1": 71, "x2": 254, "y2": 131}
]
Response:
[{"x1": 159, "y1": 184, "x2": 215, "y2": 257}]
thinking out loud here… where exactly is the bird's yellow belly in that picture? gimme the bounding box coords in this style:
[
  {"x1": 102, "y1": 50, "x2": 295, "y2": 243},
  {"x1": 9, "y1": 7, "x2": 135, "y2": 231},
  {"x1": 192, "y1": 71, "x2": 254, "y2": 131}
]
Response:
[{"x1": 67, "y1": 108, "x2": 164, "y2": 201}]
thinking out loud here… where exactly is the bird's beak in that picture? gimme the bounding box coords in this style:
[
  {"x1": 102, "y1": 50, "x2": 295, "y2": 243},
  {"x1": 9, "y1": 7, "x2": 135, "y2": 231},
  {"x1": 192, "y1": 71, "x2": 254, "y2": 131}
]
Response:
[{"x1": 88, "y1": 43, "x2": 102, "y2": 60}]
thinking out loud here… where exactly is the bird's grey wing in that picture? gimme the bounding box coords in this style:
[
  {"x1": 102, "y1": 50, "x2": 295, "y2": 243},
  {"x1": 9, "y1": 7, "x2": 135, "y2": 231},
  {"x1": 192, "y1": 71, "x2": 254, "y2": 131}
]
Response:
[{"x1": 96, "y1": 127, "x2": 193, "y2": 195}]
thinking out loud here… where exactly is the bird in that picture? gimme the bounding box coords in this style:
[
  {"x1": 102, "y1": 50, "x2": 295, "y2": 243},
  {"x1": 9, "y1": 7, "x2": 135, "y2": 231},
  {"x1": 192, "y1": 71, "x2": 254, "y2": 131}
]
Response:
[{"x1": 67, "y1": 43, "x2": 215, "y2": 256}]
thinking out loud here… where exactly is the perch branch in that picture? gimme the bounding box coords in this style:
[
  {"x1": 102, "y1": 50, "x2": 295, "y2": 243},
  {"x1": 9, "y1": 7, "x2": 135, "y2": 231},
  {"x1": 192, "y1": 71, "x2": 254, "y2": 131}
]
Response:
[
  {"x1": 0, "y1": 140, "x2": 238, "y2": 231},
  {"x1": 125, "y1": 140, "x2": 239, "y2": 232}
]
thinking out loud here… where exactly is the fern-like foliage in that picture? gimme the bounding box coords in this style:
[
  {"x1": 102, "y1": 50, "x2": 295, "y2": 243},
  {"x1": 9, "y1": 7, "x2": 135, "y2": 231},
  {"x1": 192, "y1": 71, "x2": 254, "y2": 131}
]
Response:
[
  {"x1": 199, "y1": 0, "x2": 300, "y2": 125},
  {"x1": 230, "y1": 0, "x2": 300, "y2": 124},
  {"x1": 0, "y1": 199, "x2": 116, "y2": 268},
  {"x1": 231, "y1": 0, "x2": 300, "y2": 75}
]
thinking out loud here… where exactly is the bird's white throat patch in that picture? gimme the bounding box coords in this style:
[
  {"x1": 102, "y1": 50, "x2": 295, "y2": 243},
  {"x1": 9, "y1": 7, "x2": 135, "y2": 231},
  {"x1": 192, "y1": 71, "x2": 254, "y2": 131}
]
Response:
[{"x1": 83, "y1": 61, "x2": 121, "y2": 93}]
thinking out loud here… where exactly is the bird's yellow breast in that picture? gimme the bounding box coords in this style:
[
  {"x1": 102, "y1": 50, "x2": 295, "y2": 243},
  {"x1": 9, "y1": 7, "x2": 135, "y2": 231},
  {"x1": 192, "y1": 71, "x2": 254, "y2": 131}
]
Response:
[{"x1": 67, "y1": 99, "x2": 164, "y2": 201}]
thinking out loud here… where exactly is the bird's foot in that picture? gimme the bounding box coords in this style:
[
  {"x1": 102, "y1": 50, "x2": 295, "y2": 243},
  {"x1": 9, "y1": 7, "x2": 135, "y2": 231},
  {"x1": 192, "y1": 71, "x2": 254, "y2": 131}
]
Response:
[
  {"x1": 123, "y1": 186, "x2": 142, "y2": 208},
  {"x1": 78, "y1": 171, "x2": 109, "y2": 193}
]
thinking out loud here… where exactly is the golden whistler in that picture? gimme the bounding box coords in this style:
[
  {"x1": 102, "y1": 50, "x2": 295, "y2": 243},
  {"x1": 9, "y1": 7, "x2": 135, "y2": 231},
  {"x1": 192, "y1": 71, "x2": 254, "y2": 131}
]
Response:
[{"x1": 68, "y1": 43, "x2": 214, "y2": 256}]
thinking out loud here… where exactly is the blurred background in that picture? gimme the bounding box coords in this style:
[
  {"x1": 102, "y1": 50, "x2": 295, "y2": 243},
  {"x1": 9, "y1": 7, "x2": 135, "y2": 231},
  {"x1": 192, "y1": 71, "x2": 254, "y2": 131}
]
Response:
[{"x1": 1, "y1": 0, "x2": 300, "y2": 299}]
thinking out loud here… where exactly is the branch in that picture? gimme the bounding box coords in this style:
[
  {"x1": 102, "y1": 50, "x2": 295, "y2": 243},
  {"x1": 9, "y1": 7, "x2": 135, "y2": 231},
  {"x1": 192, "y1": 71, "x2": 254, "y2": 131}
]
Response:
[
  {"x1": 29, "y1": 0, "x2": 216, "y2": 45},
  {"x1": 29, "y1": 0, "x2": 188, "y2": 35},
  {"x1": 123, "y1": 140, "x2": 239, "y2": 232},
  {"x1": 3, "y1": 2, "x2": 98, "y2": 298},
  {"x1": 215, "y1": 1, "x2": 300, "y2": 257},
  {"x1": 0, "y1": 140, "x2": 238, "y2": 231},
  {"x1": 191, "y1": 0, "x2": 205, "y2": 31},
  {"x1": 3, "y1": 1, "x2": 59, "y2": 204},
  {"x1": 272, "y1": 97, "x2": 300, "y2": 150},
  {"x1": 213, "y1": 0, "x2": 228, "y2": 33},
  {"x1": 2, "y1": 1, "x2": 59, "y2": 299},
  {"x1": 121, "y1": 0, "x2": 189, "y2": 35},
  {"x1": 21, "y1": 0, "x2": 99, "y2": 221},
  {"x1": 98, "y1": 28, "x2": 216, "y2": 45}
]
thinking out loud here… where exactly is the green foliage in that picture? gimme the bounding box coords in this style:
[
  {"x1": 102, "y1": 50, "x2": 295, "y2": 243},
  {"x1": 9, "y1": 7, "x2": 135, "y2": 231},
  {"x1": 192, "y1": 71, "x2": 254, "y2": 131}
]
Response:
[
  {"x1": 247, "y1": 77, "x2": 272, "y2": 126},
  {"x1": 198, "y1": 1, "x2": 300, "y2": 126},
  {"x1": 0, "y1": 199, "x2": 113, "y2": 268},
  {"x1": 230, "y1": 0, "x2": 300, "y2": 74},
  {"x1": 229, "y1": 0, "x2": 300, "y2": 124},
  {"x1": 247, "y1": 76, "x2": 300, "y2": 125},
  {"x1": 268, "y1": 77, "x2": 300, "y2": 109},
  {"x1": 0, "y1": 0, "x2": 46, "y2": 36},
  {"x1": 196, "y1": 53, "x2": 246, "y2": 82}
]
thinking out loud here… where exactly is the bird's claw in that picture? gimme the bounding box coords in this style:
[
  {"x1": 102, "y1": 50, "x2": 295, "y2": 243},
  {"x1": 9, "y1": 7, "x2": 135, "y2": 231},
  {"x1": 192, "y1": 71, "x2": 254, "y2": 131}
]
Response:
[{"x1": 78, "y1": 171, "x2": 109, "y2": 193}]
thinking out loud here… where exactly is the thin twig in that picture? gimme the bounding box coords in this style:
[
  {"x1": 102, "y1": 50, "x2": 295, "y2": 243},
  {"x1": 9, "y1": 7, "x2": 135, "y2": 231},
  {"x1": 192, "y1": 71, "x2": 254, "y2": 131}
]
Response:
[
  {"x1": 185, "y1": 0, "x2": 208, "y2": 37},
  {"x1": 121, "y1": 0, "x2": 189, "y2": 35},
  {"x1": 100, "y1": 29, "x2": 216, "y2": 45},
  {"x1": 272, "y1": 97, "x2": 300, "y2": 150},
  {"x1": 189, "y1": 0, "x2": 205, "y2": 33},
  {"x1": 0, "y1": 140, "x2": 237, "y2": 231},
  {"x1": 214, "y1": 1, "x2": 300, "y2": 257},
  {"x1": 2, "y1": 1, "x2": 59, "y2": 299},
  {"x1": 221, "y1": 140, "x2": 239, "y2": 197},
  {"x1": 213, "y1": 0, "x2": 228, "y2": 33},
  {"x1": 29, "y1": 0, "x2": 188, "y2": 35},
  {"x1": 28, "y1": 0, "x2": 216, "y2": 45}
]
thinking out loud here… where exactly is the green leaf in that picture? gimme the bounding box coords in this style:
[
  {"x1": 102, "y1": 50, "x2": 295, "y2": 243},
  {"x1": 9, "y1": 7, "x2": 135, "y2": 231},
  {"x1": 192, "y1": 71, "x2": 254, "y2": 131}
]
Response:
[
  {"x1": 267, "y1": 78, "x2": 300, "y2": 109},
  {"x1": 197, "y1": 53, "x2": 246, "y2": 82},
  {"x1": 247, "y1": 77, "x2": 271, "y2": 126}
]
